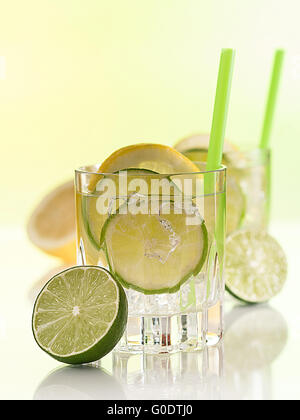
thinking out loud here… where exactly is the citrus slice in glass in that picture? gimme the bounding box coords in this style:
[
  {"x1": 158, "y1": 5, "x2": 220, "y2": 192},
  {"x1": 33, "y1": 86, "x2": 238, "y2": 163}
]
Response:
[
  {"x1": 82, "y1": 168, "x2": 158, "y2": 252},
  {"x1": 32, "y1": 266, "x2": 128, "y2": 364},
  {"x1": 225, "y1": 230, "x2": 287, "y2": 303},
  {"x1": 98, "y1": 143, "x2": 200, "y2": 174},
  {"x1": 101, "y1": 199, "x2": 208, "y2": 294}
]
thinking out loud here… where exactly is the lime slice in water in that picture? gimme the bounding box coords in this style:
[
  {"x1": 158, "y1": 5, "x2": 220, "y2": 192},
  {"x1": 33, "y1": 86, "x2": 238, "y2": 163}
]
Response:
[
  {"x1": 82, "y1": 168, "x2": 158, "y2": 251},
  {"x1": 82, "y1": 143, "x2": 200, "y2": 252},
  {"x1": 101, "y1": 199, "x2": 208, "y2": 294},
  {"x1": 225, "y1": 230, "x2": 287, "y2": 303},
  {"x1": 32, "y1": 266, "x2": 128, "y2": 365}
]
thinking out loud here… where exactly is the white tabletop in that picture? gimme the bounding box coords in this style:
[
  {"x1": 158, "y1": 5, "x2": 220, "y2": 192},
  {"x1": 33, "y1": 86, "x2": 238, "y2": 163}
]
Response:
[{"x1": 0, "y1": 221, "x2": 299, "y2": 400}]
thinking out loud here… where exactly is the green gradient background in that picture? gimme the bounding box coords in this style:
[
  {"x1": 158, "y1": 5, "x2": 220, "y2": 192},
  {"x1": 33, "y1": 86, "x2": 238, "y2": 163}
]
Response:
[{"x1": 1, "y1": 0, "x2": 299, "y2": 226}]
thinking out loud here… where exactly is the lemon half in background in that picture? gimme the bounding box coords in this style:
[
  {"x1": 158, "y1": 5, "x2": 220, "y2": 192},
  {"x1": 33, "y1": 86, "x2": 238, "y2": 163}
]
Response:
[{"x1": 27, "y1": 180, "x2": 76, "y2": 263}]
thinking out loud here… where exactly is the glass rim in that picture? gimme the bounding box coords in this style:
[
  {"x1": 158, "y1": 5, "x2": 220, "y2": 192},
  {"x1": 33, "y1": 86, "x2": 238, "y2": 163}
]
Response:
[
  {"x1": 225, "y1": 147, "x2": 271, "y2": 168},
  {"x1": 75, "y1": 163, "x2": 227, "y2": 177},
  {"x1": 183, "y1": 147, "x2": 271, "y2": 169},
  {"x1": 225, "y1": 147, "x2": 271, "y2": 157}
]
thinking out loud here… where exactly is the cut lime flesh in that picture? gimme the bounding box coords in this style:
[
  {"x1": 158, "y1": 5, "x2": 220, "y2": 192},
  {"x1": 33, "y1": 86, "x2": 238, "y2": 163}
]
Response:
[
  {"x1": 102, "y1": 199, "x2": 208, "y2": 294},
  {"x1": 32, "y1": 266, "x2": 128, "y2": 364},
  {"x1": 225, "y1": 230, "x2": 287, "y2": 303},
  {"x1": 82, "y1": 169, "x2": 158, "y2": 251}
]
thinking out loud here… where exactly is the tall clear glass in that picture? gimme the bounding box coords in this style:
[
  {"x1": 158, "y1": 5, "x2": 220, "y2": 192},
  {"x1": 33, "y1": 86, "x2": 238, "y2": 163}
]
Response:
[
  {"x1": 75, "y1": 164, "x2": 226, "y2": 354},
  {"x1": 183, "y1": 148, "x2": 271, "y2": 343},
  {"x1": 225, "y1": 148, "x2": 271, "y2": 232}
]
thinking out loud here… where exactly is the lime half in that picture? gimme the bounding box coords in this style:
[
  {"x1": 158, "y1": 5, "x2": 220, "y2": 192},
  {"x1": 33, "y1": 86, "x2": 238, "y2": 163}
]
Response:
[
  {"x1": 32, "y1": 266, "x2": 128, "y2": 364},
  {"x1": 225, "y1": 230, "x2": 287, "y2": 303},
  {"x1": 101, "y1": 199, "x2": 208, "y2": 294}
]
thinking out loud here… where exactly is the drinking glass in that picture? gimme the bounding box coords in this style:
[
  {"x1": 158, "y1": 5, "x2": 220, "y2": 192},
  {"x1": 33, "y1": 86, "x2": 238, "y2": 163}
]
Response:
[
  {"x1": 225, "y1": 148, "x2": 271, "y2": 232},
  {"x1": 183, "y1": 148, "x2": 271, "y2": 343},
  {"x1": 75, "y1": 164, "x2": 226, "y2": 353}
]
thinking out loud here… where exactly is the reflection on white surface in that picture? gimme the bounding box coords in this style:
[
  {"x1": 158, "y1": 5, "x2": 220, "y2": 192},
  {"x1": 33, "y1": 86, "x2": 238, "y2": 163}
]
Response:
[
  {"x1": 104, "y1": 345, "x2": 224, "y2": 400},
  {"x1": 223, "y1": 304, "x2": 288, "y2": 400},
  {"x1": 34, "y1": 365, "x2": 126, "y2": 400},
  {"x1": 33, "y1": 305, "x2": 287, "y2": 400}
]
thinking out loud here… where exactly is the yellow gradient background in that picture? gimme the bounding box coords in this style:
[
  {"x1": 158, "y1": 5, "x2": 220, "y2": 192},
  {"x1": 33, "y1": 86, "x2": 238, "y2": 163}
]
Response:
[
  {"x1": 0, "y1": 2, "x2": 299, "y2": 400},
  {"x1": 1, "y1": 0, "x2": 299, "y2": 226}
]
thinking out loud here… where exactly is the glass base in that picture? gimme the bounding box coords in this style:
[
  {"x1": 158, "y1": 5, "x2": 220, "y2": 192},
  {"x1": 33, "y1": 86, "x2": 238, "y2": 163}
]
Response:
[{"x1": 115, "y1": 301, "x2": 223, "y2": 354}]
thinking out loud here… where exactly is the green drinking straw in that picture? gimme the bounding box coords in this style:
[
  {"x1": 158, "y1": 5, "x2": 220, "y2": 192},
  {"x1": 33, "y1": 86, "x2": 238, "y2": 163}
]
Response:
[
  {"x1": 203, "y1": 49, "x2": 235, "y2": 300},
  {"x1": 259, "y1": 49, "x2": 285, "y2": 149},
  {"x1": 206, "y1": 48, "x2": 235, "y2": 172}
]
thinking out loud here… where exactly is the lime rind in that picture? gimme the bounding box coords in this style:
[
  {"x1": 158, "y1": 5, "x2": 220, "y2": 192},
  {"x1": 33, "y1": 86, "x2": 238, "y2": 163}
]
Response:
[{"x1": 32, "y1": 266, "x2": 128, "y2": 364}]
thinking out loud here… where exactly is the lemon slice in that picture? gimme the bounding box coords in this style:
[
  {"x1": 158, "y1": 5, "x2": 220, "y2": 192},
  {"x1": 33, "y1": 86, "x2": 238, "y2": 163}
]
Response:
[
  {"x1": 99, "y1": 143, "x2": 200, "y2": 174},
  {"x1": 27, "y1": 181, "x2": 76, "y2": 263},
  {"x1": 225, "y1": 230, "x2": 288, "y2": 303},
  {"x1": 32, "y1": 266, "x2": 128, "y2": 365},
  {"x1": 101, "y1": 199, "x2": 208, "y2": 294}
]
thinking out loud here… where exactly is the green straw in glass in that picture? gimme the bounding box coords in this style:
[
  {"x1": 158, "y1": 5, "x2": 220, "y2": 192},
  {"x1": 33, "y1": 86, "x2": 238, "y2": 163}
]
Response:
[
  {"x1": 205, "y1": 48, "x2": 235, "y2": 198},
  {"x1": 204, "y1": 48, "x2": 235, "y2": 298},
  {"x1": 206, "y1": 48, "x2": 235, "y2": 172},
  {"x1": 259, "y1": 49, "x2": 285, "y2": 149}
]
